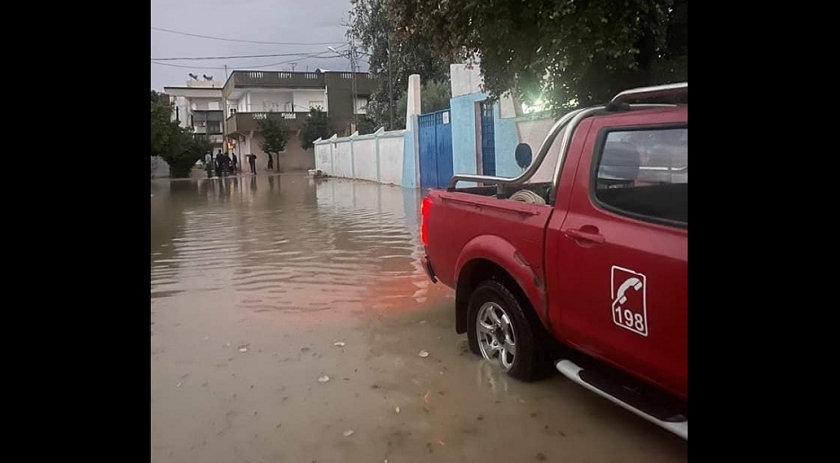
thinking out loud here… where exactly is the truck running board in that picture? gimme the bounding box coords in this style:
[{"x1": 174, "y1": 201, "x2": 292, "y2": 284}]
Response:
[{"x1": 555, "y1": 359, "x2": 688, "y2": 440}]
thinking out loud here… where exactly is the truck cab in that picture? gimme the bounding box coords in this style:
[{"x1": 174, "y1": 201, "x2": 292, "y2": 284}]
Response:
[{"x1": 420, "y1": 83, "x2": 688, "y2": 439}]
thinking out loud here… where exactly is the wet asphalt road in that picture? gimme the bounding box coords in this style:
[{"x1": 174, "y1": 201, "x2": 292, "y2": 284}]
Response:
[{"x1": 151, "y1": 173, "x2": 687, "y2": 463}]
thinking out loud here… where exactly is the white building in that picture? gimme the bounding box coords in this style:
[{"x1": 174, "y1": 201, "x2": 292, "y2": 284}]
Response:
[
  {"x1": 164, "y1": 79, "x2": 225, "y2": 153},
  {"x1": 222, "y1": 70, "x2": 375, "y2": 172}
]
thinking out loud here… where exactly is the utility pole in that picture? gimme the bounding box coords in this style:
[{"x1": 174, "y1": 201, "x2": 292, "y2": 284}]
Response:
[
  {"x1": 290, "y1": 62, "x2": 297, "y2": 72},
  {"x1": 388, "y1": 32, "x2": 393, "y2": 130},
  {"x1": 348, "y1": 11, "x2": 358, "y2": 131},
  {"x1": 223, "y1": 64, "x2": 229, "y2": 155},
  {"x1": 350, "y1": 38, "x2": 358, "y2": 130}
]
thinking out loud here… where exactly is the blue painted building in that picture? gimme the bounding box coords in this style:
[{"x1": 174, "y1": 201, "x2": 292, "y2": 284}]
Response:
[{"x1": 447, "y1": 63, "x2": 552, "y2": 182}]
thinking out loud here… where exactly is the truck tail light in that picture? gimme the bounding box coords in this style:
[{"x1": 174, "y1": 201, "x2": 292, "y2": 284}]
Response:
[{"x1": 420, "y1": 196, "x2": 432, "y2": 246}]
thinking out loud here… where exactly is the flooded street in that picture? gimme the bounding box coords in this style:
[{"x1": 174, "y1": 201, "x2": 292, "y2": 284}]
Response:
[{"x1": 151, "y1": 174, "x2": 687, "y2": 463}]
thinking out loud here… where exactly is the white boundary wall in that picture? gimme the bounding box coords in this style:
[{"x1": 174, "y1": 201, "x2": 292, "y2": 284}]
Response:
[{"x1": 313, "y1": 128, "x2": 409, "y2": 186}]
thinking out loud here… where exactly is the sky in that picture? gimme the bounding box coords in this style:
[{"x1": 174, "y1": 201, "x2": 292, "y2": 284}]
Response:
[{"x1": 150, "y1": 0, "x2": 366, "y2": 90}]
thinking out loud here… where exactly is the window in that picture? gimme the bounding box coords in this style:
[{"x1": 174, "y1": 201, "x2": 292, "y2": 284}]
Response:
[
  {"x1": 593, "y1": 127, "x2": 687, "y2": 225},
  {"x1": 354, "y1": 97, "x2": 368, "y2": 114}
]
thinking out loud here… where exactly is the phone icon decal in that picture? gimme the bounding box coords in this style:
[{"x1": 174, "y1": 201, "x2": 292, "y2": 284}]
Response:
[{"x1": 611, "y1": 266, "x2": 648, "y2": 337}]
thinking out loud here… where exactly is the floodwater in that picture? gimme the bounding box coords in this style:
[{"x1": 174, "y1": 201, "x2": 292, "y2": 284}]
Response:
[{"x1": 151, "y1": 173, "x2": 687, "y2": 463}]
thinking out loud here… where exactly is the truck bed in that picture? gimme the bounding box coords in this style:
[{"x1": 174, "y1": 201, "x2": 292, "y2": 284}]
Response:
[
  {"x1": 422, "y1": 186, "x2": 555, "y2": 321},
  {"x1": 448, "y1": 182, "x2": 554, "y2": 203}
]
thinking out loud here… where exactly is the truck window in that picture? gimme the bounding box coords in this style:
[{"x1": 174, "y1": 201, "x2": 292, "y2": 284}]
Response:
[{"x1": 592, "y1": 127, "x2": 687, "y2": 226}]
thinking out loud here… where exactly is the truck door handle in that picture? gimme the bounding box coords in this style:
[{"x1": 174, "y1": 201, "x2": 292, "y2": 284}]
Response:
[{"x1": 565, "y1": 228, "x2": 605, "y2": 245}]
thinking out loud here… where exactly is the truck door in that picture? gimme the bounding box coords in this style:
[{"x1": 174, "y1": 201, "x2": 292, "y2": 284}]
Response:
[{"x1": 545, "y1": 108, "x2": 688, "y2": 399}]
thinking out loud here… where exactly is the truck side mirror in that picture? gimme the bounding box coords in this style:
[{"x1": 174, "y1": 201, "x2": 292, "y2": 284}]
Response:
[{"x1": 515, "y1": 143, "x2": 532, "y2": 169}]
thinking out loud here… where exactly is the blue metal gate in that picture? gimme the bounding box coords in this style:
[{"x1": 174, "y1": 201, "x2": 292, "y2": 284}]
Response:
[
  {"x1": 480, "y1": 101, "x2": 496, "y2": 176},
  {"x1": 418, "y1": 109, "x2": 454, "y2": 188}
]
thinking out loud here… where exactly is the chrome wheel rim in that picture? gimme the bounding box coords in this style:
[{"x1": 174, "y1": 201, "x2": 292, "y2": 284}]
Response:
[{"x1": 476, "y1": 302, "x2": 517, "y2": 371}]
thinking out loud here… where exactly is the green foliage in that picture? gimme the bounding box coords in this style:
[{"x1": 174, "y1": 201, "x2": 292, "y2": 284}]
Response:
[
  {"x1": 299, "y1": 108, "x2": 332, "y2": 150},
  {"x1": 351, "y1": 80, "x2": 451, "y2": 134},
  {"x1": 151, "y1": 91, "x2": 178, "y2": 158},
  {"x1": 167, "y1": 133, "x2": 213, "y2": 178},
  {"x1": 416, "y1": 80, "x2": 450, "y2": 113},
  {"x1": 356, "y1": 116, "x2": 378, "y2": 135},
  {"x1": 348, "y1": 0, "x2": 450, "y2": 130},
  {"x1": 371, "y1": 80, "x2": 450, "y2": 130},
  {"x1": 387, "y1": 0, "x2": 688, "y2": 112},
  {"x1": 150, "y1": 90, "x2": 210, "y2": 178},
  {"x1": 257, "y1": 112, "x2": 288, "y2": 170}
]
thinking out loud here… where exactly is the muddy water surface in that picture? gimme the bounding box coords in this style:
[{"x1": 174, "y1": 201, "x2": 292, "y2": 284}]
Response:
[{"x1": 151, "y1": 174, "x2": 687, "y2": 463}]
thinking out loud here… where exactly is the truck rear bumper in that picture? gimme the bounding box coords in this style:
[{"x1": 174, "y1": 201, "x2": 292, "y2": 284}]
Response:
[{"x1": 420, "y1": 255, "x2": 437, "y2": 283}]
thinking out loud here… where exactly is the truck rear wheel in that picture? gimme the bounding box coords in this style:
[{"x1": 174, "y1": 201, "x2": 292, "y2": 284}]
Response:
[{"x1": 467, "y1": 280, "x2": 546, "y2": 381}]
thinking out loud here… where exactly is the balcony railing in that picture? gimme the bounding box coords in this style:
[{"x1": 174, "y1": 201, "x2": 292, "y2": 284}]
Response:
[
  {"x1": 251, "y1": 112, "x2": 298, "y2": 120},
  {"x1": 192, "y1": 125, "x2": 223, "y2": 135},
  {"x1": 191, "y1": 133, "x2": 224, "y2": 144},
  {"x1": 223, "y1": 71, "x2": 326, "y2": 96},
  {"x1": 225, "y1": 112, "x2": 307, "y2": 134}
]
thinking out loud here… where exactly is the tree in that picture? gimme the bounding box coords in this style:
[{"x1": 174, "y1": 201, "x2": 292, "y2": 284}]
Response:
[
  {"x1": 299, "y1": 108, "x2": 332, "y2": 150},
  {"x1": 167, "y1": 132, "x2": 212, "y2": 178},
  {"x1": 356, "y1": 116, "x2": 378, "y2": 135},
  {"x1": 387, "y1": 0, "x2": 688, "y2": 112},
  {"x1": 151, "y1": 91, "x2": 178, "y2": 158},
  {"x1": 257, "y1": 113, "x2": 288, "y2": 171},
  {"x1": 414, "y1": 80, "x2": 450, "y2": 114},
  {"x1": 150, "y1": 90, "x2": 209, "y2": 178},
  {"x1": 348, "y1": 0, "x2": 450, "y2": 130},
  {"x1": 385, "y1": 80, "x2": 451, "y2": 130}
]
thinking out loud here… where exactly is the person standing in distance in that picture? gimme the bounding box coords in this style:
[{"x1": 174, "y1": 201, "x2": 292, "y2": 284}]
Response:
[
  {"x1": 231, "y1": 152, "x2": 239, "y2": 175},
  {"x1": 204, "y1": 151, "x2": 213, "y2": 178},
  {"x1": 246, "y1": 153, "x2": 257, "y2": 175}
]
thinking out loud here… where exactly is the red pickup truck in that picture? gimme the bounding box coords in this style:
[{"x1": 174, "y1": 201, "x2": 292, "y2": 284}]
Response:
[{"x1": 420, "y1": 83, "x2": 687, "y2": 439}]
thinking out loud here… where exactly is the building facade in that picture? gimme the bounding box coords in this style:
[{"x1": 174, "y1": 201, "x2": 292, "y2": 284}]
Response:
[
  {"x1": 222, "y1": 70, "x2": 376, "y2": 172},
  {"x1": 163, "y1": 80, "x2": 225, "y2": 153},
  {"x1": 449, "y1": 63, "x2": 557, "y2": 182}
]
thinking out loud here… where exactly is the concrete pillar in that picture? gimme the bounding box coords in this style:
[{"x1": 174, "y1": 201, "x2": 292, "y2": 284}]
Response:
[
  {"x1": 329, "y1": 134, "x2": 338, "y2": 174},
  {"x1": 403, "y1": 74, "x2": 422, "y2": 189},
  {"x1": 374, "y1": 127, "x2": 384, "y2": 182},
  {"x1": 405, "y1": 74, "x2": 421, "y2": 127},
  {"x1": 349, "y1": 131, "x2": 359, "y2": 178}
]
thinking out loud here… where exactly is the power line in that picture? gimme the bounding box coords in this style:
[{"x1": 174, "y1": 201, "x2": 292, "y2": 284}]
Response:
[
  {"x1": 151, "y1": 61, "x2": 228, "y2": 70},
  {"x1": 152, "y1": 46, "x2": 347, "y2": 61},
  {"x1": 151, "y1": 50, "x2": 347, "y2": 70},
  {"x1": 151, "y1": 26, "x2": 345, "y2": 46}
]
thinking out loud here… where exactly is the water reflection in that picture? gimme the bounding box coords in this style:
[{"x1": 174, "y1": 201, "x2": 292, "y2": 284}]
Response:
[{"x1": 150, "y1": 175, "x2": 428, "y2": 313}]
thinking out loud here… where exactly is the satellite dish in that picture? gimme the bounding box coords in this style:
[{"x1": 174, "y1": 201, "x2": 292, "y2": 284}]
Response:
[
  {"x1": 188, "y1": 73, "x2": 199, "y2": 80},
  {"x1": 515, "y1": 143, "x2": 532, "y2": 169},
  {"x1": 203, "y1": 74, "x2": 213, "y2": 81}
]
